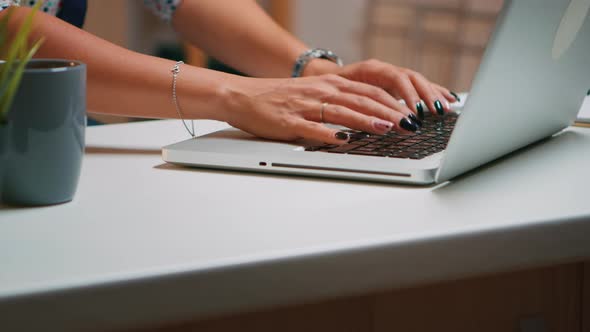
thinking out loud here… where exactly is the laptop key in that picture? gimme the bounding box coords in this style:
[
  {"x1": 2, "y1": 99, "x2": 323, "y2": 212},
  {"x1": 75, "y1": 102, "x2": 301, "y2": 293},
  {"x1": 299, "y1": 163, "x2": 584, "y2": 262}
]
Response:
[
  {"x1": 326, "y1": 144, "x2": 360, "y2": 153},
  {"x1": 349, "y1": 132, "x2": 371, "y2": 140},
  {"x1": 398, "y1": 141, "x2": 415, "y2": 147},
  {"x1": 348, "y1": 150, "x2": 384, "y2": 157}
]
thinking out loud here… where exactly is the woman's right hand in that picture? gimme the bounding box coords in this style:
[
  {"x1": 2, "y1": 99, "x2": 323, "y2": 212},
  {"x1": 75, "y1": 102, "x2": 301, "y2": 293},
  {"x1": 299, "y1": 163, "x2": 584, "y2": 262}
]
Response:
[{"x1": 222, "y1": 74, "x2": 422, "y2": 145}]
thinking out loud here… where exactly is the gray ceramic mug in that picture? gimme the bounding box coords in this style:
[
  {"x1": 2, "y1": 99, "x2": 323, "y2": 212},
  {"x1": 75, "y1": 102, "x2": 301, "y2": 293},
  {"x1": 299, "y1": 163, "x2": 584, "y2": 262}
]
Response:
[{"x1": 1, "y1": 59, "x2": 86, "y2": 206}]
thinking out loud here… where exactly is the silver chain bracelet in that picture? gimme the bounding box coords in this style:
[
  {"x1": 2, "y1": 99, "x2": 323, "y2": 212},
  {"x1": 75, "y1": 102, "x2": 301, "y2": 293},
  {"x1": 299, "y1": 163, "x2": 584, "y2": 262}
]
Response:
[{"x1": 171, "y1": 61, "x2": 195, "y2": 137}]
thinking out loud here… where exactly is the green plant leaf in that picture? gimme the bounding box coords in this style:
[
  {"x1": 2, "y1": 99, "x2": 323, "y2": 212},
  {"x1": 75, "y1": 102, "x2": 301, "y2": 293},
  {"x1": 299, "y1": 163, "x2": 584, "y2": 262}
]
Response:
[
  {"x1": 0, "y1": 2, "x2": 42, "y2": 87},
  {"x1": 0, "y1": 7, "x2": 15, "y2": 57},
  {"x1": 16, "y1": 5, "x2": 43, "y2": 59},
  {"x1": 0, "y1": 2, "x2": 43, "y2": 122},
  {"x1": 0, "y1": 37, "x2": 44, "y2": 119}
]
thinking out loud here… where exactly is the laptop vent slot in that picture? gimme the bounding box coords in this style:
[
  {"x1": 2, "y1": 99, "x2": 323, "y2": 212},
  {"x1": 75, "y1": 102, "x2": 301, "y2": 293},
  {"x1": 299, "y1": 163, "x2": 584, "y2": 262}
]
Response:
[{"x1": 271, "y1": 163, "x2": 411, "y2": 178}]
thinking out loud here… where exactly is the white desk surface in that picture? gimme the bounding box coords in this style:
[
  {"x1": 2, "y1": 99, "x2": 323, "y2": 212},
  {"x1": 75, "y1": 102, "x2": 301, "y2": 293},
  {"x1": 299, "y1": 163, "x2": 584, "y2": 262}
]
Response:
[{"x1": 1, "y1": 119, "x2": 590, "y2": 331}]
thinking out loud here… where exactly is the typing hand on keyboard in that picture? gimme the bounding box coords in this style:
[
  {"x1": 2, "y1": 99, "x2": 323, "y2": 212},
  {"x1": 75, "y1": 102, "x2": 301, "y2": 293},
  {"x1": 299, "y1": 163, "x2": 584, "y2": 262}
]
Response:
[{"x1": 305, "y1": 113, "x2": 458, "y2": 160}]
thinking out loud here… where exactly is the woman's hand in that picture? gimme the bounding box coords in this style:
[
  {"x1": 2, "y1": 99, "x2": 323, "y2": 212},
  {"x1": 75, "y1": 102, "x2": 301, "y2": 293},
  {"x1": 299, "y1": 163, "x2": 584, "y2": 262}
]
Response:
[
  {"x1": 223, "y1": 74, "x2": 422, "y2": 145},
  {"x1": 306, "y1": 59, "x2": 459, "y2": 119}
]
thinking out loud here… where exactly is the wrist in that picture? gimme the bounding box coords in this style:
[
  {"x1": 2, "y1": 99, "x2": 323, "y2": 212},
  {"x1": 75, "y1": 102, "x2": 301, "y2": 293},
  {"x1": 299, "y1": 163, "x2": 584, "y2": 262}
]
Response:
[
  {"x1": 215, "y1": 76, "x2": 277, "y2": 124},
  {"x1": 302, "y1": 58, "x2": 342, "y2": 77},
  {"x1": 292, "y1": 48, "x2": 343, "y2": 77},
  {"x1": 175, "y1": 66, "x2": 240, "y2": 123}
]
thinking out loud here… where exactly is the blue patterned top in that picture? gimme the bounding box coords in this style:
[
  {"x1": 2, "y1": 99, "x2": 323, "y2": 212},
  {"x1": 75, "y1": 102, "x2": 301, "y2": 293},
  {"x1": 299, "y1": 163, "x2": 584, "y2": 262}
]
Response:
[
  {"x1": 0, "y1": 0, "x2": 183, "y2": 27},
  {"x1": 144, "y1": 0, "x2": 182, "y2": 22}
]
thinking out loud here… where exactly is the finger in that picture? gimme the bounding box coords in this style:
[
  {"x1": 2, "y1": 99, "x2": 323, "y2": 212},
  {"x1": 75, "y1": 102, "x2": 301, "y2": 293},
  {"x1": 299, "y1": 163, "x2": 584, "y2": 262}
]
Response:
[
  {"x1": 433, "y1": 83, "x2": 461, "y2": 103},
  {"x1": 336, "y1": 79, "x2": 415, "y2": 118},
  {"x1": 408, "y1": 73, "x2": 450, "y2": 117},
  {"x1": 293, "y1": 120, "x2": 351, "y2": 145},
  {"x1": 301, "y1": 100, "x2": 392, "y2": 134},
  {"x1": 324, "y1": 92, "x2": 419, "y2": 131},
  {"x1": 338, "y1": 67, "x2": 425, "y2": 121},
  {"x1": 323, "y1": 103, "x2": 418, "y2": 135},
  {"x1": 387, "y1": 73, "x2": 425, "y2": 120}
]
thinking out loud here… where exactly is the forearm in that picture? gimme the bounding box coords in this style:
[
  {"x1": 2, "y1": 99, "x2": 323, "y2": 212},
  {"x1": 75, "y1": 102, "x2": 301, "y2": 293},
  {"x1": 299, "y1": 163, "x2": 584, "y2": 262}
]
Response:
[
  {"x1": 172, "y1": 0, "x2": 338, "y2": 78},
  {"x1": 5, "y1": 7, "x2": 237, "y2": 120}
]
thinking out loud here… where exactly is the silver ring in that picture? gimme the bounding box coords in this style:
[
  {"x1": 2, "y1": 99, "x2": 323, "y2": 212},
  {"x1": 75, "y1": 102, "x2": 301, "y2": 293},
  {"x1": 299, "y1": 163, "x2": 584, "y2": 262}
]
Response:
[{"x1": 320, "y1": 102, "x2": 328, "y2": 123}]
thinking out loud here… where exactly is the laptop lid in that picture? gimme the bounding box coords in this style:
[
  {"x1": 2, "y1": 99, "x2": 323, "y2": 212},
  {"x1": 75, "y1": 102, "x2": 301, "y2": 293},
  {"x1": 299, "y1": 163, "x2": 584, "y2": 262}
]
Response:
[{"x1": 436, "y1": 0, "x2": 590, "y2": 182}]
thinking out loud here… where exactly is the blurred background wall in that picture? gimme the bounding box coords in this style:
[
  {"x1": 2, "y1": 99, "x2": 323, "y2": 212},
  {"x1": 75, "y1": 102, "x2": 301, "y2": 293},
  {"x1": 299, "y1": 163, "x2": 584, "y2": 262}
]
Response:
[{"x1": 83, "y1": 0, "x2": 503, "y2": 123}]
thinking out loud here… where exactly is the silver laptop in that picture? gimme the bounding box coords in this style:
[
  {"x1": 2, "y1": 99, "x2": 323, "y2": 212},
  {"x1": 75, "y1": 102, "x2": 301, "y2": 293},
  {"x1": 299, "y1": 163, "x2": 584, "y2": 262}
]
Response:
[{"x1": 163, "y1": 0, "x2": 590, "y2": 185}]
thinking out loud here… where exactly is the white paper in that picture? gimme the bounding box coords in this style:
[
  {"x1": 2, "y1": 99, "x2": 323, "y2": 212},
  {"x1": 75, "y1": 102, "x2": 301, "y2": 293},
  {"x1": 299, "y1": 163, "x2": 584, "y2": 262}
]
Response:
[{"x1": 577, "y1": 96, "x2": 590, "y2": 123}]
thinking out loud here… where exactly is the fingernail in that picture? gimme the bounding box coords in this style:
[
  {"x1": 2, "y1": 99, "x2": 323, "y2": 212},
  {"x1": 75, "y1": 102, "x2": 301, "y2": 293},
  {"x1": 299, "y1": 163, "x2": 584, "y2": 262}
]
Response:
[
  {"x1": 400, "y1": 118, "x2": 418, "y2": 132},
  {"x1": 416, "y1": 102, "x2": 425, "y2": 120},
  {"x1": 335, "y1": 131, "x2": 349, "y2": 141},
  {"x1": 434, "y1": 100, "x2": 444, "y2": 116},
  {"x1": 373, "y1": 119, "x2": 393, "y2": 132},
  {"x1": 450, "y1": 91, "x2": 461, "y2": 102},
  {"x1": 408, "y1": 113, "x2": 423, "y2": 127}
]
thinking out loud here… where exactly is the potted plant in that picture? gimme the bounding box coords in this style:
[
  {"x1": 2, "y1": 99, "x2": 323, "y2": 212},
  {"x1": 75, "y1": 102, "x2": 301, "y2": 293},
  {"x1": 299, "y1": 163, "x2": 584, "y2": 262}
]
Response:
[{"x1": 0, "y1": 3, "x2": 87, "y2": 206}]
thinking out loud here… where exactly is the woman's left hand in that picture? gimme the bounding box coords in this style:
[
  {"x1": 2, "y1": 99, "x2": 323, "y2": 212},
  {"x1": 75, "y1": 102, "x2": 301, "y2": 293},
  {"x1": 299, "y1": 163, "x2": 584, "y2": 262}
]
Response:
[{"x1": 306, "y1": 59, "x2": 459, "y2": 119}]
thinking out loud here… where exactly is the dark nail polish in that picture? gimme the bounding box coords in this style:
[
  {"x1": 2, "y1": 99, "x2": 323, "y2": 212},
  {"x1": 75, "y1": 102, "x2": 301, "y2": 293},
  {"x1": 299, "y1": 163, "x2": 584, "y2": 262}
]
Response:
[
  {"x1": 408, "y1": 113, "x2": 423, "y2": 127},
  {"x1": 587, "y1": 89, "x2": 590, "y2": 96},
  {"x1": 416, "y1": 102, "x2": 425, "y2": 120},
  {"x1": 450, "y1": 92, "x2": 461, "y2": 102},
  {"x1": 434, "y1": 100, "x2": 444, "y2": 116},
  {"x1": 400, "y1": 118, "x2": 418, "y2": 132},
  {"x1": 335, "y1": 131, "x2": 349, "y2": 141}
]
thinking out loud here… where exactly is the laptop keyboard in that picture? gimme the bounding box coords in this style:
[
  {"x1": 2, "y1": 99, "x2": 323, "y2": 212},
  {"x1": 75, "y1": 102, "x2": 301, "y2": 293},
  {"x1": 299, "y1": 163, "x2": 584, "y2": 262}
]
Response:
[{"x1": 305, "y1": 113, "x2": 458, "y2": 160}]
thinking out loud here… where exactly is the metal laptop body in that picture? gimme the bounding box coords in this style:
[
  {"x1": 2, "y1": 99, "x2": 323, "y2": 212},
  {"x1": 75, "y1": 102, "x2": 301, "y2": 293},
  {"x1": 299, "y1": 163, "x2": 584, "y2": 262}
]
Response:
[{"x1": 163, "y1": 0, "x2": 590, "y2": 185}]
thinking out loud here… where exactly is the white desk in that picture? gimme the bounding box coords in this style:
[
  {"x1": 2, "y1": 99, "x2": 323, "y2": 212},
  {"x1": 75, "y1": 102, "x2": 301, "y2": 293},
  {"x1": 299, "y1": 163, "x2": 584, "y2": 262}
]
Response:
[{"x1": 1, "y1": 119, "x2": 590, "y2": 331}]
